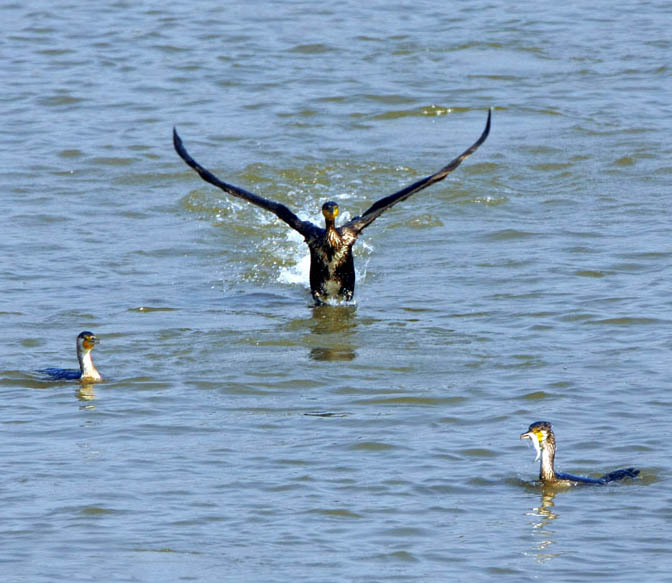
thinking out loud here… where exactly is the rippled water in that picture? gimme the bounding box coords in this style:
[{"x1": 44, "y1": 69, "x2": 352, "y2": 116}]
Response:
[{"x1": 2, "y1": 1, "x2": 671, "y2": 581}]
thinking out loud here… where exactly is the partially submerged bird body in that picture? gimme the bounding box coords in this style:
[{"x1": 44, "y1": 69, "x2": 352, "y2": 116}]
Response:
[
  {"x1": 521, "y1": 421, "x2": 639, "y2": 486},
  {"x1": 39, "y1": 331, "x2": 102, "y2": 383},
  {"x1": 173, "y1": 110, "x2": 491, "y2": 305}
]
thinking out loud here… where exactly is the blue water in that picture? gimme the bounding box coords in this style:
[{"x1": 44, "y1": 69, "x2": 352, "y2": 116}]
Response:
[{"x1": 2, "y1": 1, "x2": 671, "y2": 581}]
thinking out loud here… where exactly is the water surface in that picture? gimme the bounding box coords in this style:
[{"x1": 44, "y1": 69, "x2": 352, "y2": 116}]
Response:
[{"x1": 2, "y1": 1, "x2": 671, "y2": 581}]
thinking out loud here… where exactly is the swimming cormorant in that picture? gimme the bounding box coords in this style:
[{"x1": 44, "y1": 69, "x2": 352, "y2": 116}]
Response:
[
  {"x1": 521, "y1": 421, "x2": 639, "y2": 485},
  {"x1": 39, "y1": 331, "x2": 102, "y2": 382},
  {"x1": 174, "y1": 109, "x2": 491, "y2": 304}
]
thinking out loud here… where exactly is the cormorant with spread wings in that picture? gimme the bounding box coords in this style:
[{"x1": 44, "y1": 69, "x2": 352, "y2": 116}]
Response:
[{"x1": 173, "y1": 109, "x2": 491, "y2": 305}]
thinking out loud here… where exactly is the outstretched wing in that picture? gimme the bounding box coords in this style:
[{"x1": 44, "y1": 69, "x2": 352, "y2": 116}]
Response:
[
  {"x1": 173, "y1": 128, "x2": 315, "y2": 237},
  {"x1": 344, "y1": 109, "x2": 491, "y2": 234}
]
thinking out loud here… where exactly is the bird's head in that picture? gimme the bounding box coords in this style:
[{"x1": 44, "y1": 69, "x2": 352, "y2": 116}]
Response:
[
  {"x1": 520, "y1": 421, "x2": 554, "y2": 462},
  {"x1": 77, "y1": 331, "x2": 99, "y2": 352},
  {"x1": 321, "y1": 201, "x2": 340, "y2": 224}
]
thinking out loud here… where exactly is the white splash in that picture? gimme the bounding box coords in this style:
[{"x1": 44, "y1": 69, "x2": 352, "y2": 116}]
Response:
[{"x1": 277, "y1": 229, "x2": 310, "y2": 286}]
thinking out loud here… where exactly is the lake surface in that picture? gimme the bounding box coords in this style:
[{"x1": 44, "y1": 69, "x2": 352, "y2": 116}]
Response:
[{"x1": 2, "y1": 1, "x2": 671, "y2": 581}]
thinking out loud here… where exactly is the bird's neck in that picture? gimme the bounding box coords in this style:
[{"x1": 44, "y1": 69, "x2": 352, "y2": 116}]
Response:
[
  {"x1": 78, "y1": 348, "x2": 101, "y2": 381},
  {"x1": 325, "y1": 221, "x2": 341, "y2": 245},
  {"x1": 539, "y1": 440, "x2": 557, "y2": 482}
]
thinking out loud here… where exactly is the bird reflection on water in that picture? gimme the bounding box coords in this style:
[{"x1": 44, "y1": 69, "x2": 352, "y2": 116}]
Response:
[
  {"x1": 525, "y1": 489, "x2": 560, "y2": 564},
  {"x1": 76, "y1": 382, "x2": 97, "y2": 407},
  {"x1": 307, "y1": 305, "x2": 358, "y2": 362}
]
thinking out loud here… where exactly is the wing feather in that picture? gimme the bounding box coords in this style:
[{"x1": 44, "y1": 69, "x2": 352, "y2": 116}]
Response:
[
  {"x1": 173, "y1": 128, "x2": 315, "y2": 237},
  {"x1": 345, "y1": 109, "x2": 491, "y2": 234}
]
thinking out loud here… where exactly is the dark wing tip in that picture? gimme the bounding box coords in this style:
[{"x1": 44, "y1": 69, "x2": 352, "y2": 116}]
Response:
[
  {"x1": 173, "y1": 126, "x2": 183, "y2": 151},
  {"x1": 477, "y1": 107, "x2": 492, "y2": 145},
  {"x1": 173, "y1": 127, "x2": 195, "y2": 167}
]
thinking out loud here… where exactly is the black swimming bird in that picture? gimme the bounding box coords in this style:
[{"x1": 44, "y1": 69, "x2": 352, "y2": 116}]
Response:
[
  {"x1": 521, "y1": 421, "x2": 639, "y2": 486},
  {"x1": 174, "y1": 109, "x2": 491, "y2": 305},
  {"x1": 39, "y1": 331, "x2": 103, "y2": 382}
]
